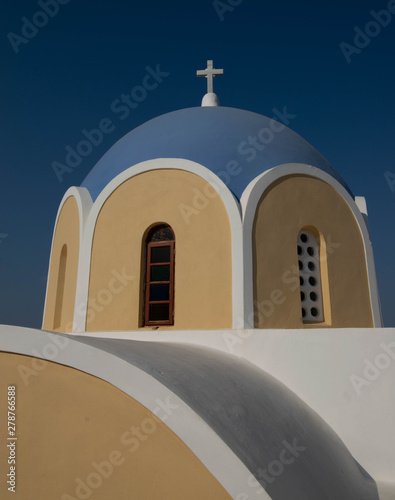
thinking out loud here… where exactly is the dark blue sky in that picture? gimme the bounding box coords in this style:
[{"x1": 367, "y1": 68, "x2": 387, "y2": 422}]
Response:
[{"x1": 0, "y1": 0, "x2": 394, "y2": 327}]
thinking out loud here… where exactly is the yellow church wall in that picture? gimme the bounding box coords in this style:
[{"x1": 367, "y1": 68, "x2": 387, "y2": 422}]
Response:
[
  {"x1": 87, "y1": 169, "x2": 232, "y2": 331},
  {"x1": 252, "y1": 175, "x2": 374, "y2": 328},
  {"x1": 0, "y1": 352, "x2": 231, "y2": 500},
  {"x1": 42, "y1": 196, "x2": 80, "y2": 333}
]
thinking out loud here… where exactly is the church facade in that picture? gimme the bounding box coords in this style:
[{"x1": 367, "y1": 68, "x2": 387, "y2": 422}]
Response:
[
  {"x1": 1, "y1": 62, "x2": 393, "y2": 500},
  {"x1": 42, "y1": 79, "x2": 381, "y2": 334}
]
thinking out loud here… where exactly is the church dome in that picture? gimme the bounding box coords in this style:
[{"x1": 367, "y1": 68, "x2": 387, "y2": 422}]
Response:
[{"x1": 81, "y1": 106, "x2": 351, "y2": 201}]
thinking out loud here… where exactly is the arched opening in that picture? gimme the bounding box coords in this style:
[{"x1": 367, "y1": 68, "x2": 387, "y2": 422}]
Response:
[
  {"x1": 143, "y1": 225, "x2": 175, "y2": 326},
  {"x1": 53, "y1": 244, "x2": 67, "y2": 330}
]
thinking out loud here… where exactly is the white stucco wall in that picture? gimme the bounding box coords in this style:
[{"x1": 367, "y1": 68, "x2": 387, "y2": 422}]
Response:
[
  {"x1": 60, "y1": 326, "x2": 395, "y2": 484},
  {"x1": 0, "y1": 325, "x2": 394, "y2": 487}
]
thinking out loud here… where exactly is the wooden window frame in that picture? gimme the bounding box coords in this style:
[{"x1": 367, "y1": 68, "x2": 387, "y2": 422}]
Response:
[{"x1": 144, "y1": 230, "x2": 175, "y2": 326}]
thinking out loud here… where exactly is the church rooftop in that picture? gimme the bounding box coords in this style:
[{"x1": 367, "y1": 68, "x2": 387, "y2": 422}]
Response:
[{"x1": 81, "y1": 105, "x2": 350, "y2": 202}]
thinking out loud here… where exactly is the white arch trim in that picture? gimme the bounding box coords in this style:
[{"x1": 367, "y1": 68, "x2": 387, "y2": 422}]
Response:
[
  {"x1": 73, "y1": 159, "x2": 243, "y2": 332},
  {"x1": 240, "y1": 163, "x2": 382, "y2": 328},
  {"x1": 42, "y1": 187, "x2": 93, "y2": 329},
  {"x1": 0, "y1": 326, "x2": 270, "y2": 500}
]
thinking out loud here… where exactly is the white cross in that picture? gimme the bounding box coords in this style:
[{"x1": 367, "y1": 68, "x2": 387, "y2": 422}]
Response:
[{"x1": 197, "y1": 60, "x2": 224, "y2": 94}]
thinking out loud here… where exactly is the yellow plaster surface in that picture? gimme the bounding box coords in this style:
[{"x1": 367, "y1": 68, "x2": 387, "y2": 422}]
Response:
[
  {"x1": 0, "y1": 352, "x2": 231, "y2": 500},
  {"x1": 43, "y1": 197, "x2": 80, "y2": 333},
  {"x1": 87, "y1": 169, "x2": 232, "y2": 331},
  {"x1": 252, "y1": 175, "x2": 374, "y2": 328}
]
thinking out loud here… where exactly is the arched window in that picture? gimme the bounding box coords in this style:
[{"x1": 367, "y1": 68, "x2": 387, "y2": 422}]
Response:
[
  {"x1": 54, "y1": 244, "x2": 67, "y2": 330},
  {"x1": 144, "y1": 225, "x2": 175, "y2": 326},
  {"x1": 297, "y1": 230, "x2": 324, "y2": 323}
]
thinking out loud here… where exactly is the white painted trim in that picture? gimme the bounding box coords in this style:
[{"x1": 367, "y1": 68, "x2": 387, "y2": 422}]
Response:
[
  {"x1": 0, "y1": 326, "x2": 270, "y2": 500},
  {"x1": 42, "y1": 187, "x2": 93, "y2": 329},
  {"x1": 72, "y1": 159, "x2": 243, "y2": 333},
  {"x1": 355, "y1": 196, "x2": 368, "y2": 216},
  {"x1": 240, "y1": 164, "x2": 383, "y2": 328}
]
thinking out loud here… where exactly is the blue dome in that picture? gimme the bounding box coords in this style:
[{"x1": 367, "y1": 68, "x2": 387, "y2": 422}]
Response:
[{"x1": 81, "y1": 106, "x2": 350, "y2": 201}]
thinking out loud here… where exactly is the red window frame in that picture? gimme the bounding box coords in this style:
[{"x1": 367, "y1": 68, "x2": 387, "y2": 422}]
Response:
[{"x1": 144, "y1": 228, "x2": 175, "y2": 326}]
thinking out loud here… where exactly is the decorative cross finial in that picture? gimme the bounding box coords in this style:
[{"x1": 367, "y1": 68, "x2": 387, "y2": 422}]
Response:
[{"x1": 197, "y1": 60, "x2": 224, "y2": 94}]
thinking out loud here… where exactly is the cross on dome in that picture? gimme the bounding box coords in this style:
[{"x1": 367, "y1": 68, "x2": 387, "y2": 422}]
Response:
[{"x1": 197, "y1": 60, "x2": 224, "y2": 94}]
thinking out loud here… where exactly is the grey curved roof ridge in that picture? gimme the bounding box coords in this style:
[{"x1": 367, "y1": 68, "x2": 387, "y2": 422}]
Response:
[{"x1": 70, "y1": 335, "x2": 378, "y2": 500}]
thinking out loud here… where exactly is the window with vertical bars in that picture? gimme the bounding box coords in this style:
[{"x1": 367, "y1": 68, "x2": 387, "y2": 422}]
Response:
[{"x1": 144, "y1": 225, "x2": 175, "y2": 326}]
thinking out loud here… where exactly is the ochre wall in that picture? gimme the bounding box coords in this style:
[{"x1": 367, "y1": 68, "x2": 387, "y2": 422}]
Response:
[
  {"x1": 252, "y1": 175, "x2": 374, "y2": 328},
  {"x1": 87, "y1": 169, "x2": 232, "y2": 331},
  {"x1": 0, "y1": 352, "x2": 231, "y2": 500},
  {"x1": 42, "y1": 197, "x2": 80, "y2": 333}
]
